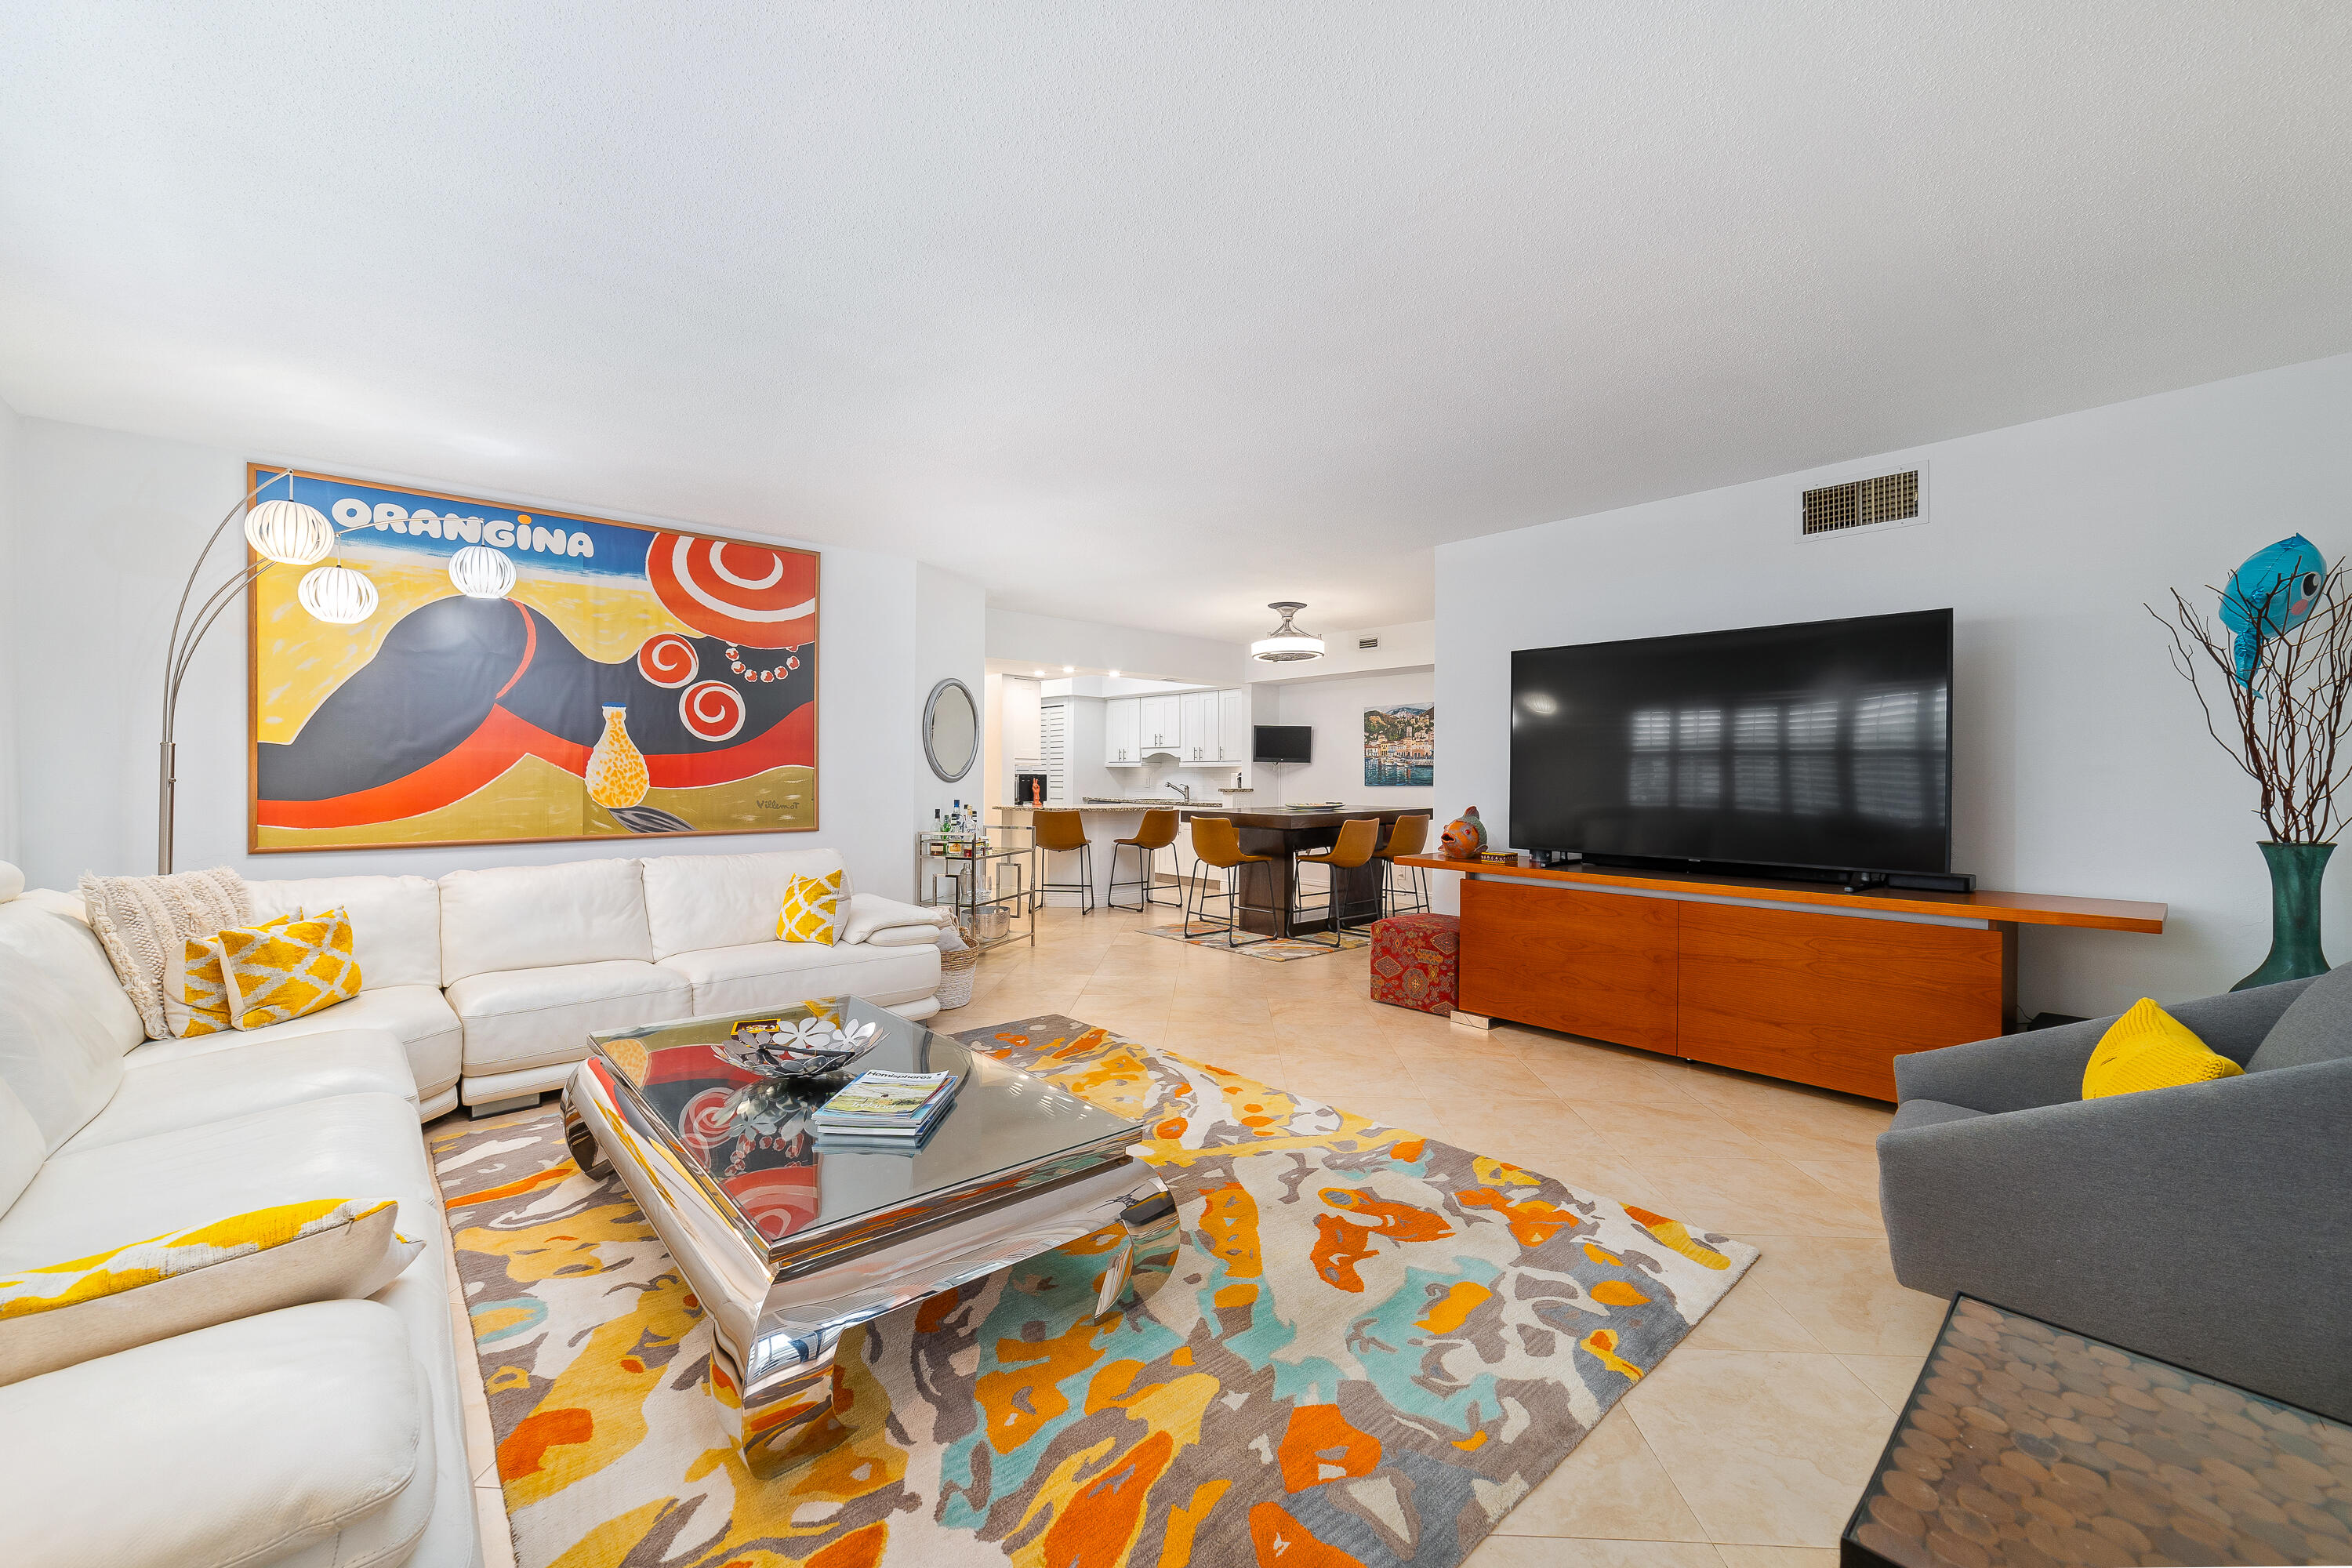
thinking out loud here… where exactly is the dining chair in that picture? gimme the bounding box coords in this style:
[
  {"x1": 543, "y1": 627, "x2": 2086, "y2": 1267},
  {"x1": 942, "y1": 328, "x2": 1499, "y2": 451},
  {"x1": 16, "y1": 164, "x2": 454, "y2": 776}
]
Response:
[
  {"x1": 1183, "y1": 815, "x2": 1276, "y2": 947},
  {"x1": 1290, "y1": 817, "x2": 1381, "y2": 947},
  {"x1": 1374, "y1": 813, "x2": 1432, "y2": 917},
  {"x1": 1033, "y1": 808, "x2": 1094, "y2": 913},
  {"x1": 1108, "y1": 808, "x2": 1180, "y2": 912}
]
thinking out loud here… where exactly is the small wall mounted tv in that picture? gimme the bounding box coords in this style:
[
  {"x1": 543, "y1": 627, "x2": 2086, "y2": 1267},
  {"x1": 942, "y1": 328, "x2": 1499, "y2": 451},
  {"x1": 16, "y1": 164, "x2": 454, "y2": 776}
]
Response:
[
  {"x1": 1510, "y1": 609, "x2": 1955, "y2": 884},
  {"x1": 1253, "y1": 725, "x2": 1312, "y2": 764}
]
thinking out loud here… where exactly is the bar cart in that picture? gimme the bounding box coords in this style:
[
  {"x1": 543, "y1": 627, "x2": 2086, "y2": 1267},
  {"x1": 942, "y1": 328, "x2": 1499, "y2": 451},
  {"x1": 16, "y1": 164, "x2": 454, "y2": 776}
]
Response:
[{"x1": 914, "y1": 822, "x2": 1036, "y2": 952}]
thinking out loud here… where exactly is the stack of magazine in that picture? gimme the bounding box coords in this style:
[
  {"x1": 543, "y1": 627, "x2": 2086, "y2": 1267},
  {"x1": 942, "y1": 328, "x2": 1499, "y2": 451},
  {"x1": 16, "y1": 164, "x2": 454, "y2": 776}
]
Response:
[{"x1": 811, "y1": 1069, "x2": 960, "y2": 1152}]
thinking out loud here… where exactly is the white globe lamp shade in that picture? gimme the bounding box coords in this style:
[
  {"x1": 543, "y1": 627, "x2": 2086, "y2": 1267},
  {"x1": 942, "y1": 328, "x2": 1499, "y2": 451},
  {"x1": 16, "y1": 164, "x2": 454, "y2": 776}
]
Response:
[
  {"x1": 1249, "y1": 601, "x2": 1325, "y2": 663},
  {"x1": 243, "y1": 499, "x2": 335, "y2": 565},
  {"x1": 448, "y1": 544, "x2": 517, "y2": 599},
  {"x1": 296, "y1": 564, "x2": 379, "y2": 625}
]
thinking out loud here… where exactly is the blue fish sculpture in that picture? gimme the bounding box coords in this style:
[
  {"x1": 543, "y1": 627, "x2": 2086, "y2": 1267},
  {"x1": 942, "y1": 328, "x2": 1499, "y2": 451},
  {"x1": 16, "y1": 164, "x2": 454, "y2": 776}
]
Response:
[{"x1": 2220, "y1": 535, "x2": 2327, "y2": 688}]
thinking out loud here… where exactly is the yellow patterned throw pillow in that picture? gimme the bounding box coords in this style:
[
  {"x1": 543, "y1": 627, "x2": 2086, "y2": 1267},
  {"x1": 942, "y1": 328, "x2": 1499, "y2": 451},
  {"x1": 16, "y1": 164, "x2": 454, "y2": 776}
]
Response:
[
  {"x1": 165, "y1": 911, "x2": 300, "y2": 1038},
  {"x1": 213, "y1": 906, "x2": 361, "y2": 1029},
  {"x1": 777, "y1": 869, "x2": 845, "y2": 945},
  {"x1": 0, "y1": 1198, "x2": 421, "y2": 1386},
  {"x1": 2082, "y1": 998, "x2": 2245, "y2": 1098}
]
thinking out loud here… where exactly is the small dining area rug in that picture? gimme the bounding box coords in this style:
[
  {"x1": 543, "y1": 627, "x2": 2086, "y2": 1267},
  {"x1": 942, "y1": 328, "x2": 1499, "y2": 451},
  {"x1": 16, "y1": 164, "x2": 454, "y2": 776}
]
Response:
[
  {"x1": 1142, "y1": 922, "x2": 1374, "y2": 960},
  {"x1": 434, "y1": 1014, "x2": 1758, "y2": 1567}
]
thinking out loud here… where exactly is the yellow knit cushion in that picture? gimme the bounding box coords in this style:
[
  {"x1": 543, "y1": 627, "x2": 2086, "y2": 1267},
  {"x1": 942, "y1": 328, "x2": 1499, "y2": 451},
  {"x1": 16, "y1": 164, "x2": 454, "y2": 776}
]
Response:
[
  {"x1": 776, "y1": 869, "x2": 845, "y2": 945},
  {"x1": 0, "y1": 1199, "x2": 422, "y2": 1386},
  {"x1": 2082, "y1": 998, "x2": 2245, "y2": 1098},
  {"x1": 214, "y1": 906, "x2": 361, "y2": 1030},
  {"x1": 165, "y1": 912, "x2": 300, "y2": 1037}
]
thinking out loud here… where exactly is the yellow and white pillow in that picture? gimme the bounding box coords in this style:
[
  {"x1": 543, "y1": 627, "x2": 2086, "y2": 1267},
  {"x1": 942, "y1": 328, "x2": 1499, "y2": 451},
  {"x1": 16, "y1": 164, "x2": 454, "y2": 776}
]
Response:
[
  {"x1": 0, "y1": 1198, "x2": 421, "y2": 1386},
  {"x1": 214, "y1": 907, "x2": 362, "y2": 1030},
  {"x1": 777, "y1": 869, "x2": 846, "y2": 945},
  {"x1": 165, "y1": 910, "x2": 300, "y2": 1037}
]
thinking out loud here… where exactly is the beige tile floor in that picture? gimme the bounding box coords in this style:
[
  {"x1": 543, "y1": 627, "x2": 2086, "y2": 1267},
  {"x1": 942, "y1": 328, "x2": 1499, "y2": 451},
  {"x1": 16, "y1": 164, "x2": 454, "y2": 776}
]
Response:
[{"x1": 442, "y1": 902, "x2": 1944, "y2": 1568}]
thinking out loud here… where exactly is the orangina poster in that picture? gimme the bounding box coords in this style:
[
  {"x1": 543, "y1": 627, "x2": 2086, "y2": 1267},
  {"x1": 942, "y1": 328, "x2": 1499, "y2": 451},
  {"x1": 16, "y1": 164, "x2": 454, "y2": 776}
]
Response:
[{"x1": 247, "y1": 466, "x2": 817, "y2": 851}]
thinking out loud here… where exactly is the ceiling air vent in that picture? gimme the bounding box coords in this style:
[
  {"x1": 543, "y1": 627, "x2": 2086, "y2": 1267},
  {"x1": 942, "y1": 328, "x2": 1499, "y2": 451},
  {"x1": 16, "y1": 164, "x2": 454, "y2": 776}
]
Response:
[
  {"x1": 1800, "y1": 468, "x2": 1924, "y2": 538},
  {"x1": 1358, "y1": 637, "x2": 1380, "y2": 650}
]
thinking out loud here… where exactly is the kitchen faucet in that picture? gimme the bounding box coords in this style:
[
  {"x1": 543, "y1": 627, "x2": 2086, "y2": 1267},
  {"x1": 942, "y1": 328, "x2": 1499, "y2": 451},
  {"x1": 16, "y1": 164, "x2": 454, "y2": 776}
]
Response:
[{"x1": 1164, "y1": 781, "x2": 1192, "y2": 804}]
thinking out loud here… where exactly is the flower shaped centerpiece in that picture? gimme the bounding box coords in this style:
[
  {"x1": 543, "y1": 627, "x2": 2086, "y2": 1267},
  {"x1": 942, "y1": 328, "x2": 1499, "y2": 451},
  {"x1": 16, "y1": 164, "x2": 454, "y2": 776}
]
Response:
[{"x1": 711, "y1": 1011, "x2": 885, "y2": 1079}]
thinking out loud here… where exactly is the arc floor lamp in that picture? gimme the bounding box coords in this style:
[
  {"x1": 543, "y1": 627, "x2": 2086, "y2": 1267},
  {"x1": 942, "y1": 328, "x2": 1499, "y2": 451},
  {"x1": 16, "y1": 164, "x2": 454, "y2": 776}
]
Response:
[{"x1": 157, "y1": 470, "x2": 517, "y2": 873}]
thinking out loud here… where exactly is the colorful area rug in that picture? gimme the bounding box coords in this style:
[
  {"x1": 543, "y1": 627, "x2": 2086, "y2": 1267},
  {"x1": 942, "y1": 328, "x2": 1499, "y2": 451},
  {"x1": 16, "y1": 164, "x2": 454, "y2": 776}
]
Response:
[
  {"x1": 1142, "y1": 923, "x2": 1374, "y2": 960},
  {"x1": 435, "y1": 1014, "x2": 1759, "y2": 1567}
]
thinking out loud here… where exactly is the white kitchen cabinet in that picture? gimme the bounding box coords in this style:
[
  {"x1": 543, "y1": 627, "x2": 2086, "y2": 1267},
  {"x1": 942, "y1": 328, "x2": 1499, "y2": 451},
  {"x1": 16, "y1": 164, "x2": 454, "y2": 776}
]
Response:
[
  {"x1": 1178, "y1": 691, "x2": 1217, "y2": 760},
  {"x1": 1217, "y1": 688, "x2": 1251, "y2": 762},
  {"x1": 1104, "y1": 697, "x2": 1142, "y2": 765},
  {"x1": 1137, "y1": 694, "x2": 1181, "y2": 753}
]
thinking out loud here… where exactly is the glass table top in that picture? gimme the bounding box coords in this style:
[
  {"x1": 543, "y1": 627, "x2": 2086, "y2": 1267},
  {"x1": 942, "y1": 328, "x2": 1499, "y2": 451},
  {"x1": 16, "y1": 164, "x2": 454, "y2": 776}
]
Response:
[
  {"x1": 1844, "y1": 1296, "x2": 2352, "y2": 1568},
  {"x1": 587, "y1": 996, "x2": 1143, "y2": 1248}
]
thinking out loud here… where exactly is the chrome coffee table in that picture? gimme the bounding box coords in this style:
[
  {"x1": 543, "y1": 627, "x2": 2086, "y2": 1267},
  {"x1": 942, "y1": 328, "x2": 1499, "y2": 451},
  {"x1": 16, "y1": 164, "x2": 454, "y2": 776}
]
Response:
[{"x1": 560, "y1": 996, "x2": 1176, "y2": 1478}]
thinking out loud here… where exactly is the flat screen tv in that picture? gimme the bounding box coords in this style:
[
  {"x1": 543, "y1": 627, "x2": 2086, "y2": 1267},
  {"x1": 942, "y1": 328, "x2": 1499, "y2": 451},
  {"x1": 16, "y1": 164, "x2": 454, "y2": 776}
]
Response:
[
  {"x1": 1510, "y1": 609, "x2": 1954, "y2": 883},
  {"x1": 1254, "y1": 725, "x2": 1312, "y2": 764}
]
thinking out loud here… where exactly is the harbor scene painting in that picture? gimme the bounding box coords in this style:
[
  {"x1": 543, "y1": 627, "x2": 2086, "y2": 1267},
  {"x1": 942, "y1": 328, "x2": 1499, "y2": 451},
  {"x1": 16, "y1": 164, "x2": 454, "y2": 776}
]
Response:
[{"x1": 1364, "y1": 702, "x2": 1434, "y2": 786}]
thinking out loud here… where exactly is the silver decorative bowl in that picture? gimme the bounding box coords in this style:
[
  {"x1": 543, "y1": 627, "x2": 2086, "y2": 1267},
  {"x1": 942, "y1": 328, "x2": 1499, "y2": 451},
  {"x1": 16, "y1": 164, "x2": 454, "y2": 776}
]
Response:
[{"x1": 710, "y1": 1018, "x2": 884, "y2": 1079}]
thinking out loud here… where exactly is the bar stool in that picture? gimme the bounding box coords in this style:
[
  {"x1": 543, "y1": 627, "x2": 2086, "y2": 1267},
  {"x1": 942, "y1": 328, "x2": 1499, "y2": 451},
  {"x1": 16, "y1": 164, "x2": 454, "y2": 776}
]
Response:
[
  {"x1": 1184, "y1": 815, "x2": 1276, "y2": 947},
  {"x1": 1108, "y1": 808, "x2": 1179, "y2": 912},
  {"x1": 1374, "y1": 814, "x2": 1432, "y2": 917},
  {"x1": 1034, "y1": 808, "x2": 1094, "y2": 913},
  {"x1": 1290, "y1": 817, "x2": 1381, "y2": 947}
]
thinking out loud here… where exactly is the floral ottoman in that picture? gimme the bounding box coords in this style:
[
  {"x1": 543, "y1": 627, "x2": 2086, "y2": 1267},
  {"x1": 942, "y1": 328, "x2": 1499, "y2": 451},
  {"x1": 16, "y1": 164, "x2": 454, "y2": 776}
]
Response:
[{"x1": 1369, "y1": 913, "x2": 1460, "y2": 1016}]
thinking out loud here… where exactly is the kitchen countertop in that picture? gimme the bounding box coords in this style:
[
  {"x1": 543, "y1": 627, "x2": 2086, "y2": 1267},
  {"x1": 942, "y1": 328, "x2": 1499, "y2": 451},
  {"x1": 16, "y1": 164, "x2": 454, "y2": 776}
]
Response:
[{"x1": 993, "y1": 800, "x2": 1238, "y2": 814}]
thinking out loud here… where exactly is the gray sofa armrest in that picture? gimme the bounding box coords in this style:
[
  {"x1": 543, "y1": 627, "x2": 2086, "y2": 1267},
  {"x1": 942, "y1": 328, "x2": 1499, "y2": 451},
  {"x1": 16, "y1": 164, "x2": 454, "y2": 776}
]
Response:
[
  {"x1": 1890, "y1": 974, "x2": 2318, "y2": 1114},
  {"x1": 1878, "y1": 1055, "x2": 2352, "y2": 1419}
]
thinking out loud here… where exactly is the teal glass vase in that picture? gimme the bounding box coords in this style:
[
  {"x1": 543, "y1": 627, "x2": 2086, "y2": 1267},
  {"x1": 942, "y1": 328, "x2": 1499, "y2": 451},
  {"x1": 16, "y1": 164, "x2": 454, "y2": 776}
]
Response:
[{"x1": 2232, "y1": 840, "x2": 2335, "y2": 991}]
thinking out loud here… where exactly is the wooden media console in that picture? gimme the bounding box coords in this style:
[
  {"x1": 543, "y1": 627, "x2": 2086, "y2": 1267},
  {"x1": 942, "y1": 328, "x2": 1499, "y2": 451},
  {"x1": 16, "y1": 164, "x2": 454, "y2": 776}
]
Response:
[{"x1": 1398, "y1": 858, "x2": 2165, "y2": 1101}]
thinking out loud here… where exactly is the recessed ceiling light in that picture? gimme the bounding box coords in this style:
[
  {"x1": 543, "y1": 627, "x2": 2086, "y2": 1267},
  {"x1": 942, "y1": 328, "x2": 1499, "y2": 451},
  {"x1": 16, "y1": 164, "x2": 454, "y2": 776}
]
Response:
[
  {"x1": 1032, "y1": 670, "x2": 1044, "y2": 677},
  {"x1": 1108, "y1": 670, "x2": 1120, "y2": 677},
  {"x1": 1063, "y1": 665, "x2": 1075, "y2": 673}
]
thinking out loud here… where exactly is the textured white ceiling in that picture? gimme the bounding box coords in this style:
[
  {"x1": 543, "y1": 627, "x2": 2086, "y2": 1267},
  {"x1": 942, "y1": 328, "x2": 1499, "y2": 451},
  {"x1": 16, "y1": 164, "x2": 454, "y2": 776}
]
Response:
[{"x1": 5, "y1": 3, "x2": 2350, "y2": 640}]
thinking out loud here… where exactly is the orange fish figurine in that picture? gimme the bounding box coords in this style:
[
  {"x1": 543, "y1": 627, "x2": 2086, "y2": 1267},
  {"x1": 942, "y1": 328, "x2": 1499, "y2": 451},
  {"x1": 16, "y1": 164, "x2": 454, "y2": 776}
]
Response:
[{"x1": 1440, "y1": 806, "x2": 1487, "y2": 860}]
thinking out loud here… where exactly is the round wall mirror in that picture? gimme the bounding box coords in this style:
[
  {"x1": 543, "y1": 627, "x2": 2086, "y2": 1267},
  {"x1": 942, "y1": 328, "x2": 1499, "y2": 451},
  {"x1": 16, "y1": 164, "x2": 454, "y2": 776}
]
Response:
[{"x1": 924, "y1": 677, "x2": 979, "y2": 782}]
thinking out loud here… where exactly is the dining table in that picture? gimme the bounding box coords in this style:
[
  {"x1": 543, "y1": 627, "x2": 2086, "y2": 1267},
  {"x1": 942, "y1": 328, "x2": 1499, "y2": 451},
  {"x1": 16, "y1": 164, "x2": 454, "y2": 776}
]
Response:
[{"x1": 1177, "y1": 804, "x2": 1432, "y2": 937}]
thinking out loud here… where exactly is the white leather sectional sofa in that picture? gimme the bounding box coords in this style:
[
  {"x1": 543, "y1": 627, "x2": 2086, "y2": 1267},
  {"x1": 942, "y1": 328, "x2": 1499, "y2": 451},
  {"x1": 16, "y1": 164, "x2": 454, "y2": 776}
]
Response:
[
  {"x1": 67, "y1": 848, "x2": 945, "y2": 1119},
  {"x1": 0, "y1": 872, "x2": 479, "y2": 1566},
  {"x1": 0, "y1": 845, "x2": 950, "y2": 1566}
]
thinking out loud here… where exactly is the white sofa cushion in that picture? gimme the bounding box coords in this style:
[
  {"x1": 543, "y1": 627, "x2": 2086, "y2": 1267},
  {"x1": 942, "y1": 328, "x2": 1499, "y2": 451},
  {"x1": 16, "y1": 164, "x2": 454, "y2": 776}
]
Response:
[
  {"x1": 641, "y1": 848, "x2": 848, "y2": 960},
  {"x1": 70, "y1": 1029, "x2": 419, "y2": 1151},
  {"x1": 249, "y1": 873, "x2": 443, "y2": 989},
  {"x1": 0, "y1": 1300, "x2": 432, "y2": 1568},
  {"x1": 437, "y1": 857, "x2": 652, "y2": 982},
  {"x1": 0, "y1": 905, "x2": 130, "y2": 1149},
  {"x1": 0, "y1": 1079, "x2": 43, "y2": 1216},
  {"x1": 445, "y1": 958, "x2": 692, "y2": 1076},
  {"x1": 121, "y1": 984, "x2": 462, "y2": 1106},
  {"x1": 655, "y1": 939, "x2": 942, "y2": 1017}
]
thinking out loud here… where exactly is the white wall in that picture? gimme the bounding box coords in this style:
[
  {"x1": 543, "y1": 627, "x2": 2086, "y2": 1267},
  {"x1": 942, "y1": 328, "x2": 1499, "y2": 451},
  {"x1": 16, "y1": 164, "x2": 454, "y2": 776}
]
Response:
[
  {"x1": 915, "y1": 562, "x2": 987, "y2": 829},
  {"x1": 1269, "y1": 669, "x2": 1437, "y2": 811},
  {"x1": 7, "y1": 416, "x2": 982, "y2": 900},
  {"x1": 1436, "y1": 349, "x2": 2352, "y2": 1018},
  {"x1": 989, "y1": 607, "x2": 1249, "y2": 687}
]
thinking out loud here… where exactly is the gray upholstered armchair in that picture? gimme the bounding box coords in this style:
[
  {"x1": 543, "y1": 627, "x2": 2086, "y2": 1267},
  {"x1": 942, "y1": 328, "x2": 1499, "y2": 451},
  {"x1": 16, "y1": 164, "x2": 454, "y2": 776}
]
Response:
[{"x1": 1878, "y1": 970, "x2": 2352, "y2": 1421}]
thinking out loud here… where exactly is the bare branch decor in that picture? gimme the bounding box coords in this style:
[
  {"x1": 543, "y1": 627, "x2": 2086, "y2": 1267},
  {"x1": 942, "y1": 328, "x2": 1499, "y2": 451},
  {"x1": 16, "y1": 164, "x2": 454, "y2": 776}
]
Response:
[{"x1": 2151, "y1": 559, "x2": 2352, "y2": 844}]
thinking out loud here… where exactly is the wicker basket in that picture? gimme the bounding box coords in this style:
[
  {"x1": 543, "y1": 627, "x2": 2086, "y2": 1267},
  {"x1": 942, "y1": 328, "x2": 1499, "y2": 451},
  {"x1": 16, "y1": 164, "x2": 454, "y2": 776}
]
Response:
[{"x1": 937, "y1": 925, "x2": 981, "y2": 1011}]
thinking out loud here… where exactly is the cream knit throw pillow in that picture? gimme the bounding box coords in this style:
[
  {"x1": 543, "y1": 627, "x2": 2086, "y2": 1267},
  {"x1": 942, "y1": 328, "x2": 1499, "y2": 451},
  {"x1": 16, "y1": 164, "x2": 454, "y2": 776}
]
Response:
[{"x1": 76, "y1": 866, "x2": 252, "y2": 1040}]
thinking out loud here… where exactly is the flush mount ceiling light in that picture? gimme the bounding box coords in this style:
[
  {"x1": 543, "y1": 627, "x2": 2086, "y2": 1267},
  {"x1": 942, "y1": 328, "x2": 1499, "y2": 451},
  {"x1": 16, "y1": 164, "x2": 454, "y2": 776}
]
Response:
[{"x1": 1250, "y1": 601, "x2": 1325, "y2": 662}]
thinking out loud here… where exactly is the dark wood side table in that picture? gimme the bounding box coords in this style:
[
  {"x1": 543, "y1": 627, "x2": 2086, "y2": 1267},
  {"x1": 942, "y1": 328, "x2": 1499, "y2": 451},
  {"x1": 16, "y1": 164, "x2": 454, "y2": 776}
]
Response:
[{"x1": 1842, "y1": 1296, "x2": 2352, "y2": 1568}]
